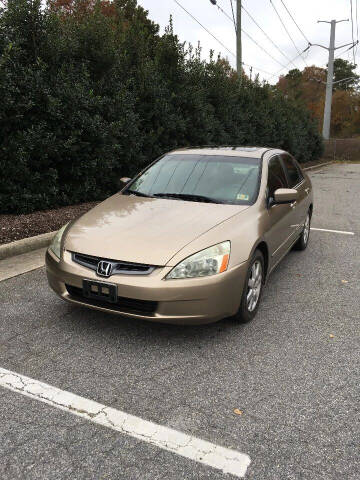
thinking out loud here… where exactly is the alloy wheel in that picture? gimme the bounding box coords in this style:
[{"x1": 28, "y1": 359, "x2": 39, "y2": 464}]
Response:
[
  {"x1": 303, "y1": 213, "x2": 310, "y2": 245},
  {"x1": 247, "y1": 260, "x2": 262, "y2": 312}
]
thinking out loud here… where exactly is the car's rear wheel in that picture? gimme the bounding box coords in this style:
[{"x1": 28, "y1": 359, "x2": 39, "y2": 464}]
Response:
[
  {"x1": 294, "y1": 211, "x2": 311, "y2": 250},
  {"x1": 232, "y1": 250, "x2": 264, "y2": 324}
]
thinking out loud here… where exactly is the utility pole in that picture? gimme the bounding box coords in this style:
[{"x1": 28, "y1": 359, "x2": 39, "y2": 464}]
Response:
[
  {"x1": 322, "y1": 20, "x2": 336, "y2": 140},
  {"x1": 316, "y1": 19, "x2": 350, "y2": 140},
  {"x1": 237, "y1": 0, "x2": 242, "y2": 79},
  {"x1": 210, "y1": 1, "x2": 242, "y2": 78}
]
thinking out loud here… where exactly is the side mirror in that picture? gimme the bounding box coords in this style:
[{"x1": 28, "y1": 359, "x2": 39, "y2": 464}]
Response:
[
  {"x1": 272, "y1": 188, "x2": 298, "y2": 205},
  {"x1": 120, "y1": 177, "x2": 132, "y2": 185}
]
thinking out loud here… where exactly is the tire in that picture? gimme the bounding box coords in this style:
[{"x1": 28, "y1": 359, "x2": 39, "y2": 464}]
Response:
[
  {"x1": 294, "y1": 210, "x2": 311, "y2": 251},
  {"x1": 232, "y1": 250, "x2": 264, "y2": 324}
]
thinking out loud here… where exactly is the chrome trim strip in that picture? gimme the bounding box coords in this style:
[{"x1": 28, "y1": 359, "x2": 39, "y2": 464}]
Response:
[{"x1": 71, "y1": 252, "x2": 156, "y2": 276}]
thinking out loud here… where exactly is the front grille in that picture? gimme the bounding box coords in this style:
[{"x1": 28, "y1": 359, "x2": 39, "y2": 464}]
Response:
[
  {"x1": 71, "y1": 252, "x2": 155, "y2": 276},
  {"x1": 65, "y1": 284, "x2": 158, "y2": 315}
]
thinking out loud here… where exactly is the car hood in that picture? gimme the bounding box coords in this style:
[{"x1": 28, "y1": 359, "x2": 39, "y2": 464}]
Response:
[{"x1": 65, "y1": 193, "x2": 248, "y2": 266}]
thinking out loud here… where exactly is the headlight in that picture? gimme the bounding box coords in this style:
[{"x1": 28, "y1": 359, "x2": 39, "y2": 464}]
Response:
[
  {"x1": 49, "y1": 223, "x2": 69, "y2": 258},
  {"x1": 166, "y1": 241, "x2": 230, "y2": 279}
]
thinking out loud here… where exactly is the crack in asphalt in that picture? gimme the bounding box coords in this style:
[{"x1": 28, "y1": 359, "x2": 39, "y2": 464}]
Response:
[{"x1": 0, "y1": 368, "x2": 251, "y2": 478}]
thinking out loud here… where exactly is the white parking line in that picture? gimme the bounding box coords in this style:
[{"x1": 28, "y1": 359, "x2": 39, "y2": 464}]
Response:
[
  {"x1": 311, "y1": 227, "x2": 355, "y2": 235},
  {"x1": 0, "y1": 367, "x2": 251, "y2": 478}
]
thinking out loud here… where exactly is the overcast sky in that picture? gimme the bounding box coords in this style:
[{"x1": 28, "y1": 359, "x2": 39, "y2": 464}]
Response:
[{"x1": 139, "y1": 0, "x2": 359, "y2": 83}]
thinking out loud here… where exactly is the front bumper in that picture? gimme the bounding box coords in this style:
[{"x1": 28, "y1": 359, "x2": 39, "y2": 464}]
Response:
[{"x1": 46, "y1": 249, "x2": 249, "y2": 325}]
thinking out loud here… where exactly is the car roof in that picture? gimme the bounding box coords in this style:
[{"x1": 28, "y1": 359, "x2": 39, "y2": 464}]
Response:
[{"x1": 169, "y1": 146, "x2": 272, "y2": 158}]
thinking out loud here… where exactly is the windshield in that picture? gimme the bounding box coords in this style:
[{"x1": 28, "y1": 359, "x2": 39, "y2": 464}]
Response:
[{"x1": 125, "y1": 154, "x2": 262, "y2": 205}]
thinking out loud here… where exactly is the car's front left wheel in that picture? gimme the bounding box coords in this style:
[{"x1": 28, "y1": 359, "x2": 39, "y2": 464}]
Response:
[{"x1": 232, "y1": 249, "x2": 264, "y2": 324}]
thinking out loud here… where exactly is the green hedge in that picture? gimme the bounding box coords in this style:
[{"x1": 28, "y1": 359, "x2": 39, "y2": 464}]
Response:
[{"x1": 0, "y1": 0, "x2": 323, "y2": 214}]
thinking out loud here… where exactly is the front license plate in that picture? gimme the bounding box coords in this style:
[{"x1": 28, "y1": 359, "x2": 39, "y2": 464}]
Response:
[{"x1": 83, "y1": 280, "x2": 117, "y2": 304}]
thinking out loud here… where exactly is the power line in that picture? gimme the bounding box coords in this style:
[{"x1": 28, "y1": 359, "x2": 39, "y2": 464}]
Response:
[
  {"x1": 173, "y1": 0, "x2": 236, "y2": 58},
  {"x1": 279, "y1": 0, "x2": 311, "y2": 45},
  {"x1": 241, "y1": 2, "x2": 299, "y2": 68},
  {"x1": 335, "y1": 46, "x2": 351, "y2": 60},
  {"x1": 356, "y1": 0, "x2": 359, "y2": 46},
  {"x1": 213, "y1": 0, "x2": 313, "y2": 77},
  {"x1": 212, "y1": 0, "x2": 287, "y2": 68},
  {"x1": 356, "y1": 0, "x2": 359, "y2": 58},
  {"x1": 350, "y1": 0, "x2": 356, "y2": 64},
  {"x1": 219, "y1": 0, "x2": 298, "y2": 68},
  {"x1": 334, "y1": 41, "x2": 358, "y2": 60},
  {"x1": 268, "y1": 45, "x2": 311, "y2": 80},
  {"x1": 242, "y1": 62, "x2": 274, "y2": 76},
  {"x1": 229, "y1": 0, "x2": 236, "y2": 33},
  {"x1": 354, "y1": 0, "x2": 359, "y2": 61},
  {"x1": 212, "y1": 0, "x2": 236, "y2": 29},
  {"x1": 241, "y1": 29, "x2": 286, "y2": 68},
  {"x1": 269, "y1": 0, "x2": 307, "y2": 66},
  {"x1": 174, "y1": 0, "x2": 273, "y2": 79}
]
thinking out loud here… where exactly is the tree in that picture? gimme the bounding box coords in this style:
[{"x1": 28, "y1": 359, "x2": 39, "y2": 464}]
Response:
[
  {"x1": 0, "y1": 0, "x2": 323, "y2": 214},
  {"x1": 277, "y1": 62, "x2": 360, "y2": 137},
  {"x1": 277, "y1": 66, "x2": 326, "y2": 104},
  {"x1": 332, "y1": 58, "x2": 359, "y2": 91}
]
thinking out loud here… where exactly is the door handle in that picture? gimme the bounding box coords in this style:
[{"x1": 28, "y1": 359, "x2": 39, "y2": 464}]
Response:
[{"x1": 290, "y1": 201, "x2": 297, "y2": 208}]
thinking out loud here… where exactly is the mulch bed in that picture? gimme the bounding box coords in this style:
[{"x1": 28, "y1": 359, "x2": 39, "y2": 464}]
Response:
[{"x1": 0, "y1": 202, "x2": 99, "y2": 245}]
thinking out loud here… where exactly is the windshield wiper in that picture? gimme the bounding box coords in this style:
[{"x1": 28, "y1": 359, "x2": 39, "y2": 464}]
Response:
[
  {"x1": 125, "y1": 189, "x2": 153, "y2": 198},
  {"x1": 153, "y1": 193, "x2": 223, "y2": 204}
]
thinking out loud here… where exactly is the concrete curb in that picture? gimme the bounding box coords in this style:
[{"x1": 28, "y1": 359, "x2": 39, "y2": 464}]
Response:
[
  {"x1": 303, "y1": 161, "x2": 333, "y2": 171},
  {"x1": 0, "y1": 231, "x2": 56, "y2": 261}
]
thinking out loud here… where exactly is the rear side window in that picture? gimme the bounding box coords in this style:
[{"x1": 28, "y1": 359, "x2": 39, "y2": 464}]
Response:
[
  {"x1": 282, "y1": 155, "x2": 303, "y2": 188},
  {"x1": 267, "y1": 156, "x2": 288, "y2": 197}
]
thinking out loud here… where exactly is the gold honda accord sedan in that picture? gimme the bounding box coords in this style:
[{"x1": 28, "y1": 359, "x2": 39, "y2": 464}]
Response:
[{"x1": 46, "y1": 147, "x2": 313, "y2": 325}]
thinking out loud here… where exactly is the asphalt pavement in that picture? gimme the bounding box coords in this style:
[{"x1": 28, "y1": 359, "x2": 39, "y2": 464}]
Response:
[{"x1": 0, "y1": 163, "x2": 359, "y2": 479}]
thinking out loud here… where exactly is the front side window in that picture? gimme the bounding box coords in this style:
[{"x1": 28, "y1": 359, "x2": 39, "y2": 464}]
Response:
[
  {"x1": 126, "y1": 154, "x2": 262, "y2": 205},
  {"x1": 282, "y1": 155, "x2": 303, "y2": 188},
  {"x1": 267, "y1": 156, "x2": 288, "y2": 198}
]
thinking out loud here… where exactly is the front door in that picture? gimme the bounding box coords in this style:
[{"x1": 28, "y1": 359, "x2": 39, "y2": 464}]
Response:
[
  {"x1": 281, "y1": 154, "x2": 308, "y2": 235},
  {"x1": 265, "y1": 155, "x2": 297, "y2": 267}
]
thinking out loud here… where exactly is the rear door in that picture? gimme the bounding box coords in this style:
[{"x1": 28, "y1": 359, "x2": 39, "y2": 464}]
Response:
[
  {"x1": 265, "y1": 155, "x2": 296, "y2": 265},
  {"x1": 281, "y1": 154, "x2": 307, "y2": 234}
]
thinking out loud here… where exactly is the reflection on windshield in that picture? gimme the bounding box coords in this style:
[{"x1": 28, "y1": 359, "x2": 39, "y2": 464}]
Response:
[{"x1": 126, "y1": 154, "x2": 261, "y2": 205}]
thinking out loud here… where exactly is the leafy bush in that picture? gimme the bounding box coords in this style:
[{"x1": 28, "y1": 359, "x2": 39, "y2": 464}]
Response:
[{"x1": 0, "y1": 0, "x2": 323, "y2": 214}]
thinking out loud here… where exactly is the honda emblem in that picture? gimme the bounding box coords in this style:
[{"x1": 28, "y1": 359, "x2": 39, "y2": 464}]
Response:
[{"x1": 97, "y1": 261, "x2": 113, "y2": 278}]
